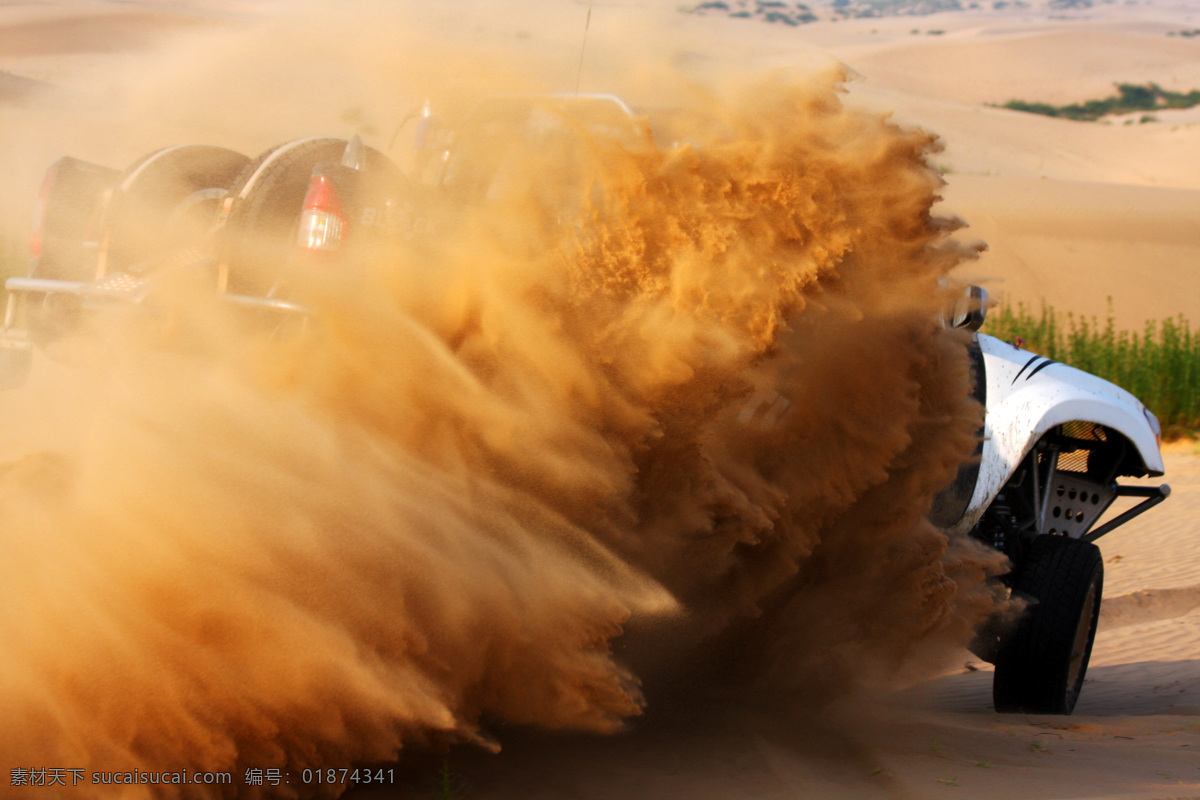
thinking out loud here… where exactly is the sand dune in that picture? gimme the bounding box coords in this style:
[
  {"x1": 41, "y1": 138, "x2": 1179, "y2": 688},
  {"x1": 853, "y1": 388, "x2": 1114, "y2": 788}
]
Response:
[
  {"x1": 0, "y1": 12, "x2": 208, "y2": 58},
  {"x1": 814, "y1": 9, "x2": 1200, "y2": 325},
  {"x1": 848, "y1": 27, "x2": 1200, "y2": 107},
  {"x1": 0, "y1": 70, "x2": 55, "y2": 106},
  {"x1": 643, "y1": 0, "x2": 1200, "y2": 323},
  {"x1": 943, "y1": 175, "x2": 1200, "y2": 325}
]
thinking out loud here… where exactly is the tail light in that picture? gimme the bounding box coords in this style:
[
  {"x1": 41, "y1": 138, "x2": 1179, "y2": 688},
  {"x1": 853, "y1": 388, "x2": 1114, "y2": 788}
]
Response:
[
  {"x1": 29, "y1": 164, "x2": 57, "y2": 259},
  {"x1": 297, "y1": 175, "x2": 346, "y2": 252}
]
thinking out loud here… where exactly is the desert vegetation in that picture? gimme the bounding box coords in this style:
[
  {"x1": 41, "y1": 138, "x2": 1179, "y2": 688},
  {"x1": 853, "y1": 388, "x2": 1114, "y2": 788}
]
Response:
[
  {"x1": 1000, "y1": 83, "x2": 1200, "y2": 121},
  {"x1": 831, "y1": 0, "x2": 964, "y2": 16},
  {"x1": 984, "y1": 302, "x2": 1200, "y2": 435},
  {"x1": 687, "y1": 0, "x2": 817, "y2": 25}
]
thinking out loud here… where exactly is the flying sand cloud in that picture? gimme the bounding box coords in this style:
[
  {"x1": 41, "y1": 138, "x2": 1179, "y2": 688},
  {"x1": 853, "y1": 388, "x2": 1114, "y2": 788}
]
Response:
[{"x1": 0, "y1": 5, "x2": 1006, "y2": 796}]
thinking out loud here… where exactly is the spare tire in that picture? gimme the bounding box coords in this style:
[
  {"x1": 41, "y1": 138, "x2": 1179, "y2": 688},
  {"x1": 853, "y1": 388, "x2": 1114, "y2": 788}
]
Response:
[
  {"x1": 100, "y1": 144, "x2": 251, "y2": 274},
  {"x1": 219, "y1": 138, "x2": 385, "y2": 296}
]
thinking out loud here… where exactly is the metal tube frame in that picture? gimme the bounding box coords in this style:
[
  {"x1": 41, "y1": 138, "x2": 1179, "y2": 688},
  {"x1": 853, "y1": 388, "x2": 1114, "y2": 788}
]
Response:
[{"x1": 1082, "y1": 484, "x2": 1172, "y2": 543}]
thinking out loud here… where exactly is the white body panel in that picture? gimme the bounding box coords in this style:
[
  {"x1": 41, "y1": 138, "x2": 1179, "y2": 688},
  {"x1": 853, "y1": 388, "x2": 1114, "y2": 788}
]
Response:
[{"x1": 951, "y1": 333, "x2": 1164, "y2": 535}]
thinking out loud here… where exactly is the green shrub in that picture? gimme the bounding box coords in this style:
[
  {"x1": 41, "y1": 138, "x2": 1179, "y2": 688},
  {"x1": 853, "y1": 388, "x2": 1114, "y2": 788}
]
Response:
[
  {"x1": 999, "y1": 83, "x2": 1200, "y2": 121},
  {"x1": 983, "y1": 301, "x2": 1200, "y2": 435}
]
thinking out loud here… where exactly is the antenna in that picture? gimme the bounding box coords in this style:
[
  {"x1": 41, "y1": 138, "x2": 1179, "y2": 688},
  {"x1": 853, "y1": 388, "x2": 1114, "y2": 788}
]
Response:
[{"x1": 574, "y1": 0, "x2": 593, "y2": 95}]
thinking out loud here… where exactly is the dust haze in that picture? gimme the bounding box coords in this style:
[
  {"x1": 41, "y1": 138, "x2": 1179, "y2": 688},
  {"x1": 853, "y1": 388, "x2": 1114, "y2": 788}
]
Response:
[{"x1": 0, "y1": 1, "x2": 1004, "y2": 795}]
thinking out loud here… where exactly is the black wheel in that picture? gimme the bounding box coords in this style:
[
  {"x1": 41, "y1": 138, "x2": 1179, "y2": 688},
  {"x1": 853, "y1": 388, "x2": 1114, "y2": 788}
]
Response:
[
  {"x1": 219, "y1": 137, "x2": 400, "y2": 295},
  {"x1": 219, "y1": 138, "x2": 357, "y2": 296},
  {"x1": 993, "y1": 535, "x2": 1103, "y2": 714},
  {"x1": 100, "y1": 145, "x2": 251, "y2": 274}
]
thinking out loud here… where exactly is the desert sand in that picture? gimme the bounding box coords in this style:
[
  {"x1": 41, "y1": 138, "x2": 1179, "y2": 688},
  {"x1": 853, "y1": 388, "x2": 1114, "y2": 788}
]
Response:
[
  {"x1": 0, "y1": 1, "x2": 1196, "y2": 798},
  {"x1": 342, "y1": 452, "x2": 1199, "y2": 800}
]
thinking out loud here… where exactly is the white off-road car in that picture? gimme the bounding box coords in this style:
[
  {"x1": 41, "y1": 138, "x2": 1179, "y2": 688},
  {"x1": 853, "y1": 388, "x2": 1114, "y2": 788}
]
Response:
[
  {"x1": 935, "y1": 295, "x2": 1168, "y2": 713},
  {"x1": 0, "y1": 98, "x2": 1170, "y2": 715}
]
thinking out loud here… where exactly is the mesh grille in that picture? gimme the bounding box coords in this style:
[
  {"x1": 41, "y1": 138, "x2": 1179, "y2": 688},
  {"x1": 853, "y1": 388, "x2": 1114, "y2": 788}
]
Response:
[
  {"x1": 1062, "y1": 420, "x2": 1107, "y2": 442},
  {"x1": 1045, "y1": 422, "x2": 1113, "y2": 475},
  {"x1": 1057, "y1": 448, "x2": 1090, "y2": 474}
]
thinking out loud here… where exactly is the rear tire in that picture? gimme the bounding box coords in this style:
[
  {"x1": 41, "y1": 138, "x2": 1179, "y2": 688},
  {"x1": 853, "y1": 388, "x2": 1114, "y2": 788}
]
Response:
[
  {"x1": 100, "y1": 145, "x2": 250, "y2": 274},
  {"x1": 219, "y1": 138, "x2": 400, "y2": 295},
  {"x1": 219, "y1": 138, "x2": 355, "y2": 296},
  {"x1": 992, "y1": 535, "x2": 1103, "y2": 714}
]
